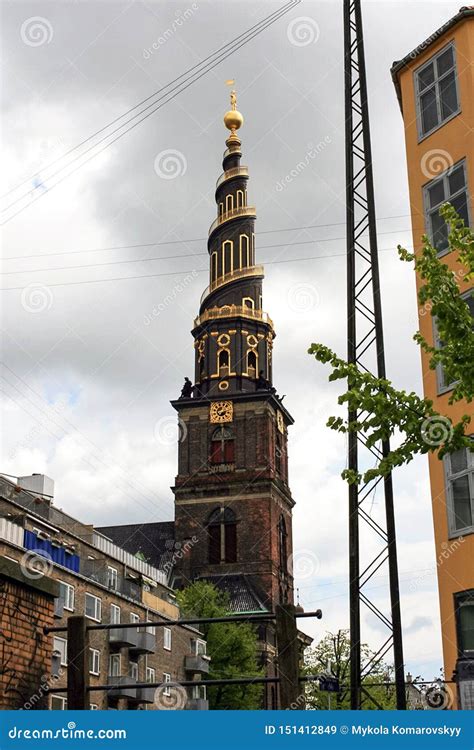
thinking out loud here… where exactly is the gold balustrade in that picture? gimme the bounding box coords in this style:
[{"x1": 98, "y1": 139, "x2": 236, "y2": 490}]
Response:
[
  {"x1": 215, "y1": 166, "x2": 249, "y2": 189},
  {"x1": 208, "y1": 205, "x2": 256, "y2": 237},
  {"x1": 200, "y1": 265, "x2": 264, "y2": 305},
  {"x1": 194, "y1": 304, "x2": 273, "y2": 329}
]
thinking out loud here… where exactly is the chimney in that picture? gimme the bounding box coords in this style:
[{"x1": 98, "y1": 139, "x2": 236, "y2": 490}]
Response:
[{"x1": 17, "y1": 474, "x2": 54, "y2": 501}]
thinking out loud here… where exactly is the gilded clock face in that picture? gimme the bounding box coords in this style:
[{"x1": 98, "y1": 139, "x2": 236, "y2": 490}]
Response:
[
  {"x1": 277, "y1": 410, "x2": 285, "y2": 434},
  {"x1": 210, "y1": 400, "x2": 233, "y2": 423}
]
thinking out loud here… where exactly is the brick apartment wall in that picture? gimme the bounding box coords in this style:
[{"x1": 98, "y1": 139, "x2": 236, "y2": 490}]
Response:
[{"x1": 0, "y1": 557, "x2": 58, "y2": 709}]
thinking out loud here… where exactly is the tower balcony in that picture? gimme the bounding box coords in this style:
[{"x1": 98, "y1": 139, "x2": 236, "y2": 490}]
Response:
[
  {"x1": 215, "y1": 166, "x2": 248, "y2": 189},
  {"x1": 200, "y1": 265, "x2": 264, "y2": 306},
  {"x1": 194, "y1": 304, "x2": 273, "y2": 329},
  {"x1": 208, "y1": 205, "x2": 256, "y2": 237}
]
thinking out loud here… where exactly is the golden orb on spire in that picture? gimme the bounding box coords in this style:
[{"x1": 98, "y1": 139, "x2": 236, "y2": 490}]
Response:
[{"x1": 224, "y1": 86, "x2": 243, "y2": 135}]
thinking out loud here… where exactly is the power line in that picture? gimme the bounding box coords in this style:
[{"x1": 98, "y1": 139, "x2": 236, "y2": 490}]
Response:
[
  {"x1": 1, "y1": 1, "x2": 300, "y2": 225},
  {"x1": 1, "y1": 227, "x2": 415, "y2": 275},
  {"x1": 2, "y1": 214, "x2": 414, "y2": 261},
  {"x1": 0, "y1": 244, "x2": 413, "y2": 292},
  {"x1": 1, "y1": 0, "x2": 298, "y2": 205}
]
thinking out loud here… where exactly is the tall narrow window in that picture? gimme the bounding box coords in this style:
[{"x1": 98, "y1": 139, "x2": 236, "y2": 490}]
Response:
[
  {"x1": 207, "y1": 507, "x2": 237, "y2": 564},
  {"x1": 236, "y1": 189, "x2": 244, "y2": 207},
  {"x1": 225, "y1": 193, "x2": 233, "y2": 213},
  {"x1": 424, "y1": 160, "x2": 469, "y2": 254},
  {"x1": 210, "y1": 426, "x2": 234, "y2": 464},
  {"x1": 218, "y1": 349, "x2": 230, "y2": 377},
  {"x1": 445, "y1": 442, "x2": 474, "y2": 535},
  {"x1": 455, "y1": 590, "x2": 474, "y2": 655},
  {"x1": 247, "y1": 350, "x2": 257, "y2": 378},
  {"x1": 416, "y1": 44, "x2": 460, "y2": 138},
  {"x1": 240, "y1": 235, "x2": 249, "y2": 268},
  {"x1": 222, "y1": 240, "x2": 233, "y2": 276},
  {"x1": 211, "y1": 252, "x2": 218, "y2": 283},
  {"x1": 278, "y1": 515, "x2": 288, "y2": 574}
]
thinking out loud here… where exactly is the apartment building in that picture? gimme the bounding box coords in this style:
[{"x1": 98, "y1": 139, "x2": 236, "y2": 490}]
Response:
[
  {"x1": 0, "y1": 473, "x2": 209, "y2": 710},
  {"x1": 391, "y1": 5, "x2": 474, "y2": 708}
]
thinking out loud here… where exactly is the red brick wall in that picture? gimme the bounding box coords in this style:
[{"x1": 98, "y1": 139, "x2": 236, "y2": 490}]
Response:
[{"x1": 0, "y1": 561, "x2": 57, "y2": 709}]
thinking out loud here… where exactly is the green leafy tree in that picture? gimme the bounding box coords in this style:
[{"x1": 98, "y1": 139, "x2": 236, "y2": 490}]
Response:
[
  {"x1": 304, "y1": 630, "x2": 396, "y2": 710},
  {"x1": 176, "y1": 581, "x2": 264, "y2": 710},
  {"x1": 309, "y1": 205, "x2": 473, "y2": 485}
]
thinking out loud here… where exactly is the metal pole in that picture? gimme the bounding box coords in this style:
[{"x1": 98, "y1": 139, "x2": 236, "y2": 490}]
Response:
[
  {"x1": 344, "y1": 0, "x2": 361, "y2": 711},
  {"x1": 352, "y1": 0, "x2": 406, "y2": 710},
  {"x1": 276, "y1": 604, "x2": 301, "y2": 709},
  {"x1": 343, "y1": 0, "x2": 406, "y2": 710},
  {"x1": 67, "y1": 616, "x2": 89, "y2": 709}
]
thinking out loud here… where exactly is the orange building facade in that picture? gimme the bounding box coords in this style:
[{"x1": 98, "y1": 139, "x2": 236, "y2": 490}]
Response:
[{"x1": 392, "y1": 7, "x2": 474, "y2": 708}]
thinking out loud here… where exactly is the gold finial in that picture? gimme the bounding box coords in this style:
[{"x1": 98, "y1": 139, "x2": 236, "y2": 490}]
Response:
[{"x1": 224, "y1": 80, "x2": 243, "y2": 142}]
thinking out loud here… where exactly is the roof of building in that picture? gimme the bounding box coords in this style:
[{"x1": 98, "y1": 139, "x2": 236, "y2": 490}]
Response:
[
  {"x1": 97, "y1": 521, "x2": 175, "y2": 572},
  {"x1": 200, "y1": 573, "x2": 269, "y2": 613},
  {"x1": 390, "y1": 6, "x2": 474, "y2": 110}
]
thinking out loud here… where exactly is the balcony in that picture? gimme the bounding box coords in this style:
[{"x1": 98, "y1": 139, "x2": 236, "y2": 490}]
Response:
[
  {"x1": 185, "y1": 654, "x2": 210, "y2": 674},
  {"x1": 129, "y1": 630, "x2": 155, "y2": 656},
  {"x1": 208, "y1": 205, "x2": 256, "y2": 237},
  {"x1": 107, "y1": 676, "x2": 136, "y2": 700},
  {"x1": 200, "y1": 265, "x2": 264, "y2": 306},
  {"x1": 186, "y1": 698, "x2": 209, "y2": 710},
  {"x1": 136, "y1": 686, "x2": 156, "y2": 704},
  {"x1": 81, "y1": 559, "x2": 141, "y2": 602},
  {"x1": 215, "y1": 166, "x2": 248, "y2": 189},
  {"x1": 142, "y1": 589, "x2": 179, "y2": 619},
  {"x1": 194, "y1": 305, "x2": 273, "y2": 329},
  {"x1": 108, "y1": 627, "x2": 139, "y2": 649}
]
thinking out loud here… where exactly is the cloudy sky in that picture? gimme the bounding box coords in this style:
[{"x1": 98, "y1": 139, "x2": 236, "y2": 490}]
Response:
[{"x1": 1, "y1": 0, "x2": 461, "y2": 683}]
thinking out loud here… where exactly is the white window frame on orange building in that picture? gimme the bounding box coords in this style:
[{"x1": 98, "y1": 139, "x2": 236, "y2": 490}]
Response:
[{"x1": 414, "y1": 41, "x2": 461, "y2": 140}]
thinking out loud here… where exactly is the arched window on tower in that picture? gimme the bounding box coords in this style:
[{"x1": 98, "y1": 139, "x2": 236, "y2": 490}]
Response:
[
  {"x1": 218, "y1": 349, "x2": 230, "y2": 377},
  {"x1": 207, "y1": 507, "x2": 237, "y2": 564},
  {"x1": 236, "y1": 189, "x2": 244, "y2": 208},
  {"x1": 247, "y1": 349, "x2": 257, "y2": 378},
  {"x1": 210, "y1": 425, "x2": 234, "y2": 464},
  {"x1": 225, "y1": 193, "x2": 234, "y2": 213},
  {"x1": 278, "y1": 515, "x2": 288, "y2": 574}
]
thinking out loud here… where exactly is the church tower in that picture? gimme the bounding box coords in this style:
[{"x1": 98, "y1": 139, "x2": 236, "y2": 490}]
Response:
[{"x1": 171, "y1": 92, "x2": 295, "y2": 615}]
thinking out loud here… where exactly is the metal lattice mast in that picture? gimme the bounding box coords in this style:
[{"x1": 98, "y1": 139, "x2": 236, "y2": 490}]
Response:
[{"x1": 343, "y1": 0, "x2": 406, "y2": 710}]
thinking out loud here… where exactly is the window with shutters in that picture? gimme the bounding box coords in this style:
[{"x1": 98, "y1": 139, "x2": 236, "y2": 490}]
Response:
[
  {"x1": 207, "y1": 507, "x2": 237, "y2": 564},
  {"x1": 210, "y1": 426, "x2": 234, "y2": 464}
]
